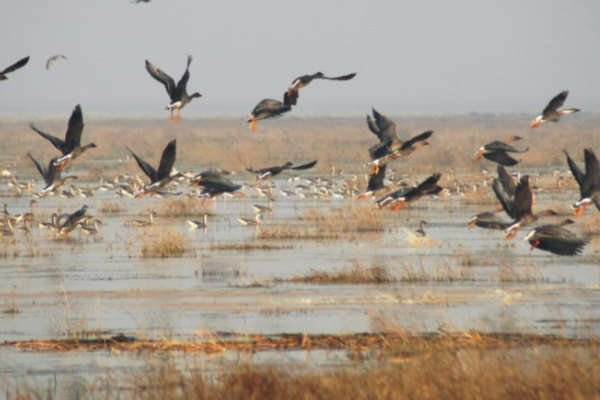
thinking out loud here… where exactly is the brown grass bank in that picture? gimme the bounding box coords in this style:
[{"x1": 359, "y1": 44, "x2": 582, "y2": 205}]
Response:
[
  {"x1": 7, "y1": 333, "x2": 600, "y2": 400},
  {"x1": 4, "y1": 114, "x2": 600, "y2": 182}
]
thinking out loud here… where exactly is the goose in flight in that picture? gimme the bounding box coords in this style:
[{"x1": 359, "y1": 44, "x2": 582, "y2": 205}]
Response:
[
  {"x1": 283, "y1": 71, "x2": 356, "y2": 106},
  {"x1": 247, "y1": 160, "x2": 318, "y2": 181},
  {"x1": 563, "y1": 148, "x2": 600, "y2": 215},
  {"x1": 27, "y1": 152, "x2": 77, "y2": 197},
  {"x1": 145, "y1": 56, "x2": 201, "y2": 124},
  {"x1": 127, "y1": 140, "x2": 183, "y2": 197},
  {"x1": 29, "y1": 104, "x2": 96, "y2": 170},
  {"x1": 524, "y1": 219, "x2": 589, "y2": 256},
  {"x1": 475, "y1": 137, "x2": 529, "y2": 166},
  {"x1": 365, "y1": 108, "x2": 432, "y2": 174},
  {"x1": 245, "y1": 98, "x2": 292, "y2": 133},
  {"x1": 531, "y1": 91, "x2": 579, "y2": 128}
]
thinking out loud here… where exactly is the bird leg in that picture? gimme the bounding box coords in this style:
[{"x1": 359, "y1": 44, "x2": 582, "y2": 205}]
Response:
[
  {"x1": 170, "y1": 109, "x2": 174, "y2": 125},
  {"x1": 573, "y1": 203, "x2": 587, "y2": 215},
  {"x1": 205, "y1": 196, "x2": 211, "y2": 208},
  {"x1": 176, "y1": 109, "x2": 180, "y2": 123},
  {"x1": 370, "y1": 165, "x2": 379, "y2": 175},
  {"x1": 199, "y1": 197, "x2": 206, "y2": 207},
  {"x1": 250, "y1": 118, "x2": 256, "y2": 133},
  {"x1": 390, "y1": 200, "x2": 405, "y2": 211}
]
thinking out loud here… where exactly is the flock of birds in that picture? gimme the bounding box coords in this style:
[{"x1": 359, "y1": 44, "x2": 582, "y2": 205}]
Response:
[{"x1": 1, "y1": 54, "x2": 597, "y2": 256}]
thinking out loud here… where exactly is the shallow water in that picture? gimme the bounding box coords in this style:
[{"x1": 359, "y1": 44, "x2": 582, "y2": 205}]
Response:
[{"x1": 1, "y1": 175, "x2": 599, "y2": 395}]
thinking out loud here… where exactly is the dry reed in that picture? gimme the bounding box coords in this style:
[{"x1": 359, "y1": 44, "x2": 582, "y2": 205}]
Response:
[
  {"x1": 6, "y1": 332, "x2": 600, "y2": 400},
  {"x1": 139, "y1": 230, "x2": 186, "y2": 258},
  {"x1": 290, "y1": 259, "x2": 394, "y2": 284}
]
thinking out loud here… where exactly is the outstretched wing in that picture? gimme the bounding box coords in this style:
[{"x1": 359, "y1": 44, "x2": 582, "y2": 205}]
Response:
[
  {"x1": 315, "y1": 73, "x2": 356, "y2": 81},
  {"x1": 581, "y1": 148, "x2": 600, "y2": 196},
  {"x1": 542, "y1": 91, "x2": 568, "y2": 115},
  {"x1": 496, "y1": 165, "x2": 516, "y2": 197},
  {"x1": 26, "y1": 151, "x2": 50, "y2": 181},
  {"x1": 252, "y1": 99, "x2": 292, "y2": 118},
  {"x1": 483, "y1": 151, "x2": 519, "y2": 167},
  {"x1": 0, "y1": 56, "x2": 29, "y2": 79},
  {"x1": 156, "y1": 140, "x2": 177, "y2": 180},
  {"x1": 492, "y1": 178, "x2": 515, "y2": 218},
  {"x1": 64, "y1": 104, "x2": 84, "y2": 149},
  {"x1": 563, "y1": 150, "x2": 585, "y2": 191},
  {"x1": 29, "y1": 122, "x2": 67, "y2": 153},
  {"x1": 175, "y1": 56, "x2": 192, "y2": 95},
  {"x1": 145, "y1": 60, "x2": 176, "y2": 98},
  {"x1": 485, "y1": 141, "x2": 528, "y2": 154},
  {"x1": 368, "y1": 108, "x2": 399, "y2": 144},
  {"x1": 288, "y1": 160, "x2": 318, "y2": 171},
  {"x1": 127, "y1": 147, "x2": 158, "y2": 182},
  {"x1": 400, "y1": 130, "x2": 434, "y2": 150},
  {"x1": 513, "y1": 176, "x2": 533, "y2": 217},
  {"x1": 416, "y1": 173, "x2": 442, "y2": 192}
]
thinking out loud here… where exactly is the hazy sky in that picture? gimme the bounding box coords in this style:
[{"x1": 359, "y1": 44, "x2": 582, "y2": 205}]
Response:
[{"x1": 2, "y1": 0, "x2": 600, "y2": 118}]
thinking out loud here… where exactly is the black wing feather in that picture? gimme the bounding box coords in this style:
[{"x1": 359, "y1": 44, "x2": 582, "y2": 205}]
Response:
[
  {"x1": 64, "y1": 105, "x2": 84, "y2": 149},
  {"x1": 29, "y1": 122, "x2": 67, "y2": 153},
  {"x1": 127, "y1": 147, "x2": 158, "y2": 182},
  {"x1": 156, "y1": 140, "x2": 177, "y2": 180},
  {"x1": 542, "y1": 91, "x2": 568, "y2": 116}
]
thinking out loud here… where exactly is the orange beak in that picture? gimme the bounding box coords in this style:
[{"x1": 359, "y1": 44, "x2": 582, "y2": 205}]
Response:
[
  {"x1": 505, "y1": 229, "x2": 518, "y2": 239},
  {"x1": 467, "y1": 219, "x2": 477, "y2": 229},
  {"x1": 530, "y1": 120, "x2": 540, "y2": 129},
  {"x1": 357, "y1": 194, "x2": 368, "y2": 201},
  {"x1": 475, "y1": 150, "x2": 483, "y2": 161},
  {"x1": 249, "y1": 118, "x2": 256, "y2": 133}
]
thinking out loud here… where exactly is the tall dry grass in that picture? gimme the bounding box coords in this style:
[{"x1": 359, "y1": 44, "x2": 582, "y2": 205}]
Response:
[
  {"x1": 260, "y1": 204, "x2": 385, "y2": 240},
  {"x1": 139, "y1": 230, "x2": 187, "y2": 258},
  {"x1": 10, "y1": 345, "x2": 598, "y2": 400},
  {"x1": 4, "y1": 114, "x2": 600, "y2": 182}
]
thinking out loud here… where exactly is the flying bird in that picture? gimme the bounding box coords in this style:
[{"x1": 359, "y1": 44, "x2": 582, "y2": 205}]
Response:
[
  {"x1": 475, "y1": 137, "x2": 529, "y2": 166},
  {"x1": 46, "y1": 55, "x2": 67, "y2": 70},
  {"x1": 376, "y1": 173, "x2": 443, "y2": 210},
  {"x1": 563, "y1": 148, "x2": 600, "y2": 214},
  {"x1": 283, "y1": 72, "x2": 356, "y2": 106},
  {"x1": 188, "y1": 173, "x2": 241, "y2": 207},
  {"x1": 58, "y1": 205, "x2": 89, "y2": 236},
  {"x1": 365, "y1": 108, "x2": 432, "y2": 174},
  {"x1": 357, "y1": 165, "x2": 400, "y2": 201},
  {"x1": 504, "y1": 176, "x2": 556, "y2": 239},
  {"x1": 27, "y1": 152, "x2": 78, "y2": 197},
  {"x1": 467, "y1": 209, "x2": 510, "y2": 230},
  {"x1": 145, "y1": 56, "x2": 201, "y2": 124},
  {"x1": 247, "y1": 160, "x2": 318, "y2": 181},
  {"x1": 245, "y1": 98, "x2": 292, "y2": 133},
  {"x1": 524, "y1": 220, "x2": 589, "y2": 256},
  {"x1": 29, "y1": 104, "x2": 96, "y2": 169},
  {"x1": 531, "y1": 91, "x2": 580, "y2": 128},
  {"x1": 127, "y1": 140, "x2": 183, "y2": 197},
  {"x1": 0, "y1": 56, "x2": 29, "y2": 81}
]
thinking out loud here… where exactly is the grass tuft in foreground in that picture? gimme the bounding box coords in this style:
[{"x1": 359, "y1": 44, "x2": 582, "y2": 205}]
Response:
[
  {"x1": 139, "y1": 230, "x2": 186, "y2": 258},
  {"x1": 290, "y1": 259, "x2": 394, "y2": 284}
]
